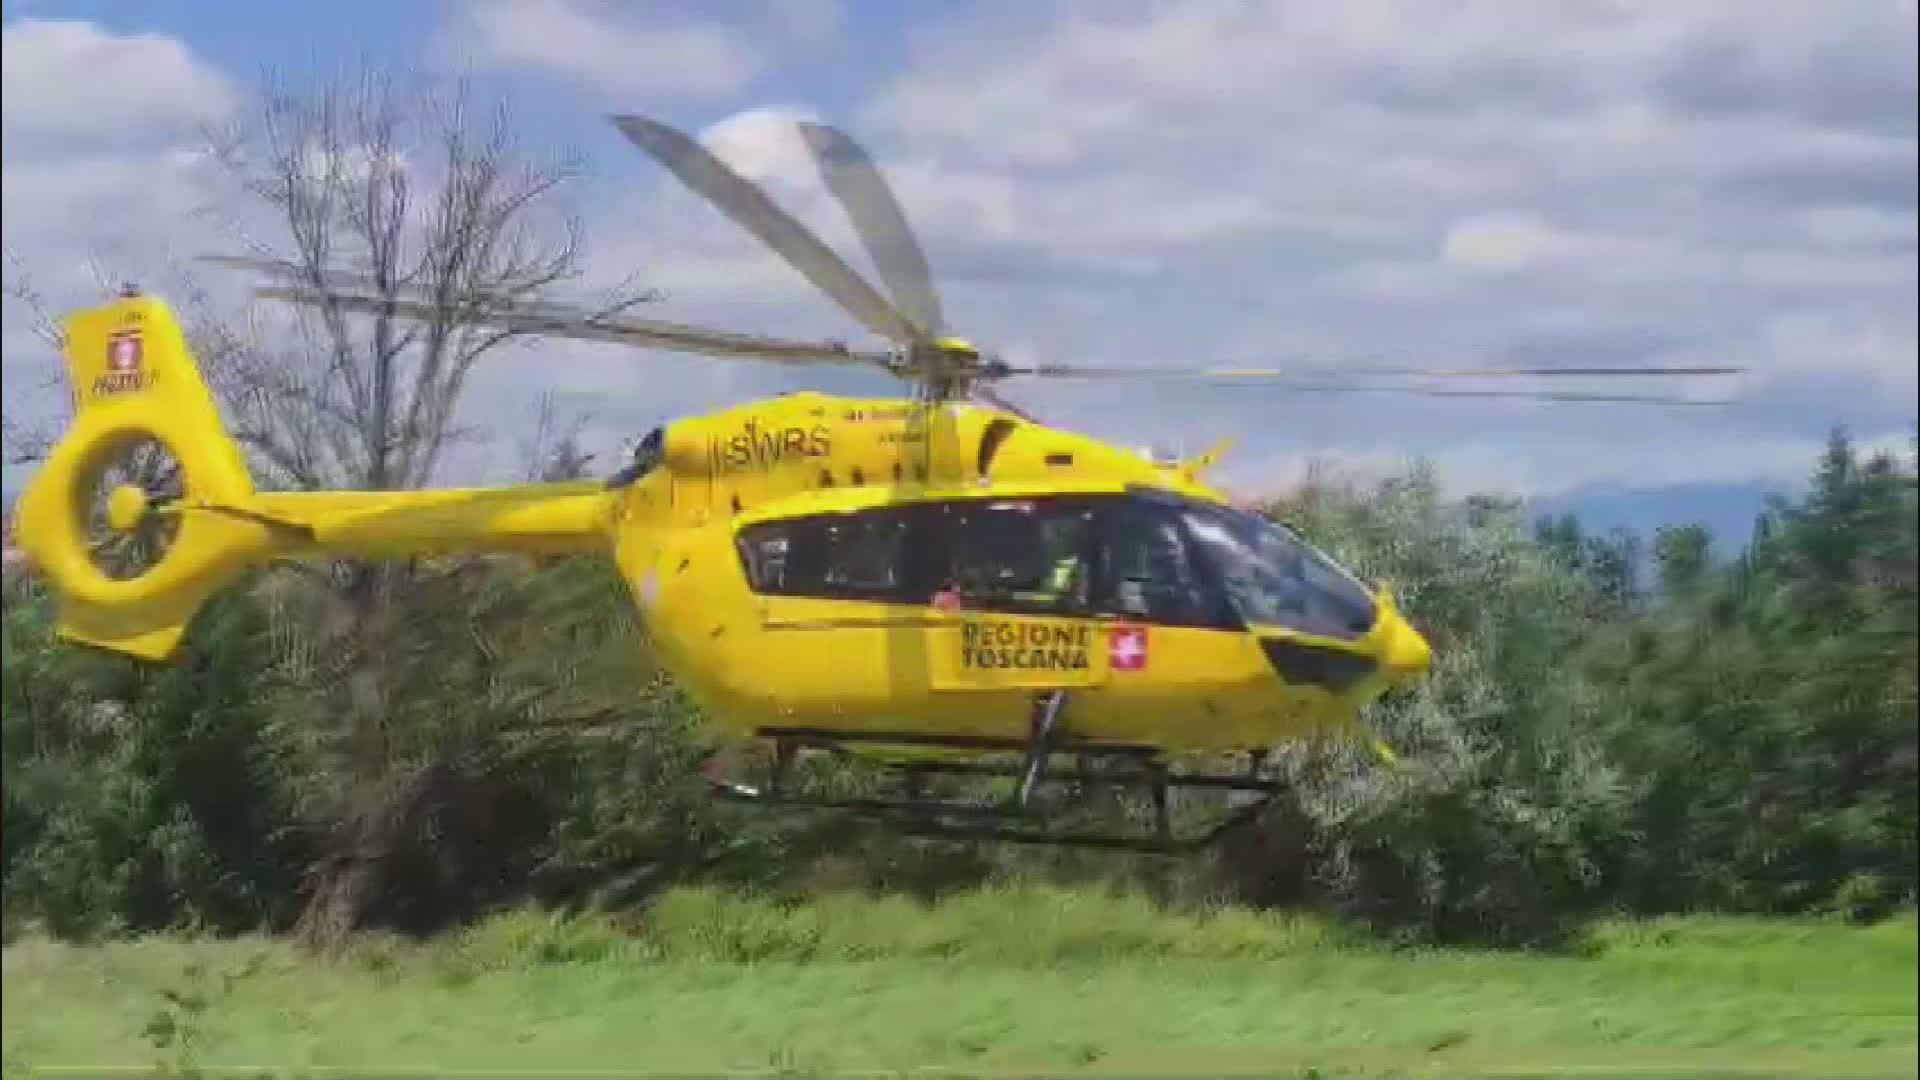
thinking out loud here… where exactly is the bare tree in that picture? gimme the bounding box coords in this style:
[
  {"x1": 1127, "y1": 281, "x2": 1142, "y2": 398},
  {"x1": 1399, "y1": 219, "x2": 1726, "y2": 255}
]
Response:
[
  {"x1": 519, "y1": 390, "x2": 600, "y2": 483},
  {"x1": 2, "y1": 248, "x2": 78, "y2": 466},
  {"x1": 188, "y1": 67, "x2": 654, "y2": 947}
]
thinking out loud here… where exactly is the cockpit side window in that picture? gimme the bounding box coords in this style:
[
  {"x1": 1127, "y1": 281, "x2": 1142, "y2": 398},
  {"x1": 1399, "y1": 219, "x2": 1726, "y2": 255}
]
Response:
[
  {"x1": 1179, "y1": 501, "x2": 1376, "y2": 640},
  {"x1": 1090, "y1": 497, "x2": 1235, "y2": 629}
]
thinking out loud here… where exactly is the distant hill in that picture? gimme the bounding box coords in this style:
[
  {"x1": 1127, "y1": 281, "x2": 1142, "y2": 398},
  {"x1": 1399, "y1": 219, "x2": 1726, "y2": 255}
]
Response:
[{"x1": 1530, "y1": 480, "x2": 1790, "y2": 559}]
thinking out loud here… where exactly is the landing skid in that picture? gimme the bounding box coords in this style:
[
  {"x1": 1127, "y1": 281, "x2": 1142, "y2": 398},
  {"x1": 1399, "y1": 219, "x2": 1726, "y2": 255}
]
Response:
[{"x1": 703, "y1": 698, "x2": 1284, "y2": 854}]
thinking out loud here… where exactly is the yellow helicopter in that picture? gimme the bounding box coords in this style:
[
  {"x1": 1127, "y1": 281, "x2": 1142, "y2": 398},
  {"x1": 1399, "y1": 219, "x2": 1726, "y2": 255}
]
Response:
[{"x1": 12, "y1": 114, "x2": 1740, "y2": 850}]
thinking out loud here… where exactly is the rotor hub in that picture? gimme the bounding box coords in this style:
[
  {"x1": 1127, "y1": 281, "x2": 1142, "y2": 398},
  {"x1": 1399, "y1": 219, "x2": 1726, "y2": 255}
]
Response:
[{"x1": 903, "y1": 337, "x2": 991, "y2": 399}]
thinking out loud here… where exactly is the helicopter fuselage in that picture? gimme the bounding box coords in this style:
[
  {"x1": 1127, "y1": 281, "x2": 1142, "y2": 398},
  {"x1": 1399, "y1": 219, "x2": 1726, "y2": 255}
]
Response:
[{"x1": 607, "y1": 391, "x2": 1431, "y2": 760}]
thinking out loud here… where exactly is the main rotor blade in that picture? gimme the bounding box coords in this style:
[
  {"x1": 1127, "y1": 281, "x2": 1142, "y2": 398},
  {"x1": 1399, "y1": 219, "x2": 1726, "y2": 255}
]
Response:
[
  {"x1": 797, "y1": 121, "x2": 945, "y2": 339},
  {"x1": 1000, "y1": 362, "x2": 1744, "y2": 379},
  {"x1": 1240, "y1": 384, "x2": 1733, "y2": 404},
  {"x1": 611, "y1": 114, "x2": 921, "y2": 347},
  {"x1": 983, "y1": 362, "x2": 1726, "y2": 403},
  {"x1": 199, "y1": 254, "x2": 661, "y2": 311},
  {"x1": 255, "y1": 285, "x2": 897, "y2": 369}
]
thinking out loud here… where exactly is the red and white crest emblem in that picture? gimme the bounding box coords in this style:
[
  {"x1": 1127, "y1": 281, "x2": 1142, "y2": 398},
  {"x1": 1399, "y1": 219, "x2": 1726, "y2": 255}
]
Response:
[
  {"x1": 1108, "y1": 625, "x2": 1148, "y2": 671},
  {"x1": 107, "y1": 332, "x2": 143, "y2": 373}
]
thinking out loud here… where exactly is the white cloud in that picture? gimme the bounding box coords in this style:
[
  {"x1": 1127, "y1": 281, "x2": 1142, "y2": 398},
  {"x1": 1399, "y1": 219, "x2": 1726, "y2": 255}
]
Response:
[
  {"x1": 1442, "y1": 212, "x2": 1595, "y2": 271},
  {"x1": 696, "y1": 105, "x2": 826, "y2": 185},
  {"x1": 764, "y1": 0, "x2": 843, "y2": 48},
  {"x1": 0, "y1": 18, "x2": 235, "y2": 144},
  {"x1": 1747, "y1": 309, "x2": 1919, "y2": 391},
  {"x1": 1, "y1": 19, "x2": 239, "y2": 280},
  {"x1": 6, "y1": 3, "x2": 1914, "y2": 508},
  {"x1": 1, "y1": 20, "x2": 239, "y2": 340},
  {"x1": 434, "y1": 0, "x2": 823, "y2": 103},
  {"x1": 825, "y1": 0, "x2": 1915, "y2": 496},
  {"x1": 1, "y1": 20, "x2": 248, "y2": 492},
  {"x1": 1790, "y1": 205, "x2": 1920, "y2": 251}
]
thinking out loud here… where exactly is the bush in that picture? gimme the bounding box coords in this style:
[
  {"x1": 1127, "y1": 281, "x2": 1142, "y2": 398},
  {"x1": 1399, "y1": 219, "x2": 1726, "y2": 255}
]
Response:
[
  {"x1": 3, "y1": 436, "x2": 1911, "y2": 950},
  {"x1": 2, "y1": 577, "x2": 306, "y2": 938},
  {"x1": 1247, "y1": 466, "x2": 1628, "y2": 947},
  {"x1": 1587, "y1": 432, "x2": 1918, "y2": 918}
]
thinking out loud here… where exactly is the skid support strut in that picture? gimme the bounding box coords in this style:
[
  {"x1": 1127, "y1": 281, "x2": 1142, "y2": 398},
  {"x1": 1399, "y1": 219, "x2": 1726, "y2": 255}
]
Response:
[
  {"x1": 702, "y1": 715, "x2": 1289, "y2": 854},
  {"x1": 1016, "y1": 689, "x2": 1067, "y2": 811},
  {"x1": 1148, "y1": 761, "x2": 1171, "y2": 845}
]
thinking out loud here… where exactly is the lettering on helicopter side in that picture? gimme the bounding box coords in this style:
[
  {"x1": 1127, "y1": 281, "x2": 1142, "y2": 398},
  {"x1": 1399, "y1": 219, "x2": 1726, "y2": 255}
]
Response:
[
  {"x1": 92, "y1": 329, "x2": 150, "y2": 396},
  {"x1": 706, "y1": 419, "x2": 832, "y2": 474},
  {"x1": 959, "y1": 619, "x2": 1092, "y2": 672},
  {"x1": 842, "y1": 405, "x2": 917, "y2": 423}
]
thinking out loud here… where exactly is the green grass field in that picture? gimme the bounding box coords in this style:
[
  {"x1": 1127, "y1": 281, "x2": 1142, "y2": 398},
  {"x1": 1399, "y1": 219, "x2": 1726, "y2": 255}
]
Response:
[{"x1": 4, "y1": 885, "x2": 1916, "y2": 1078}]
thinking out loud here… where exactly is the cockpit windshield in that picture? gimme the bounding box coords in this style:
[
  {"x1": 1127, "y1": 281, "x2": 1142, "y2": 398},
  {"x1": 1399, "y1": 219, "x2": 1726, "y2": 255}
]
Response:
[{"x1": 1179, "y1": 501, "x2": 1377, "y2": 640}]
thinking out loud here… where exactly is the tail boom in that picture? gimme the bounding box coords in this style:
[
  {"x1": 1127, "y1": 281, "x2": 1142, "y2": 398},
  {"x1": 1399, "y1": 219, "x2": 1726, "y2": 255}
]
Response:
[
  {"x1": 245, "y1": 484, "x2": 617, "y2": 558},
  {"x1": 13, "y1": 292, "x2": 617, "y2": 662}
]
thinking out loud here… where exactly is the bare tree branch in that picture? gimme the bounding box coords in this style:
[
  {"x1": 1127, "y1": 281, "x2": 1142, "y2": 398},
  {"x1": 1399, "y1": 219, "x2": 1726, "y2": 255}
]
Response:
[
  {"x1": 190, "y1": 65, "x2": 661, "y2": 947},
  {"x1": 198, "y1": 69, "x2": 644, "y2": 494},
  {"x1": 9, "y1": 62, "x2": 662, "y2": 948},
  {"x1": 1, "y1": 247, "x2": 74, "y2": 465}
]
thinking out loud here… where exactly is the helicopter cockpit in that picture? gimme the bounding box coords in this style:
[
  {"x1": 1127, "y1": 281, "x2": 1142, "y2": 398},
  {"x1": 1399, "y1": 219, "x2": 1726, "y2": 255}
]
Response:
[
  {"x1": 1098, "y1": 488, "x2": 1378, "y2": 640},
  {"x1": 1172, "y1": 496, "x2": 1377, "y2": 640}
]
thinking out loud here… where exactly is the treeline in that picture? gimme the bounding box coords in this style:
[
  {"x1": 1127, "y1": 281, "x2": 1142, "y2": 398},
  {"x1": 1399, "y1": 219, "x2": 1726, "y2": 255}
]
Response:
[{"x1": 4, "y1": 429, "x2": 1913, "y2": 949}]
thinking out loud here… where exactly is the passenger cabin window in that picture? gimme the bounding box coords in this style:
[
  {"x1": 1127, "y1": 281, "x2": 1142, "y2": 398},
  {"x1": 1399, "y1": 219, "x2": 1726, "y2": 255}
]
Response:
[
  {"x1": 736, "y1": 507, "x2": 919, "y2": 602},
  {"x1": 930, "y1": 498, "x2": 1095, "y2": 616},
  {"x1": 1090, "y1": 498, "x2": 1229, "y2": 628}
]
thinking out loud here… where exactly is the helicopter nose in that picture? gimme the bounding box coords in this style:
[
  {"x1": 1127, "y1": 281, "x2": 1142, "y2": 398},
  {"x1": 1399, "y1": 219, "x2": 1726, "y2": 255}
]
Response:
[{"x1": 1379, "y1": 610, "x2": 1432, "y2": 680}]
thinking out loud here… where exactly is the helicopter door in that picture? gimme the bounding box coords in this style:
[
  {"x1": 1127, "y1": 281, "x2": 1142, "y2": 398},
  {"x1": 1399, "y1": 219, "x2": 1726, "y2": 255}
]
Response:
[
  {"x1": 923, "y1": 497, "x2": 1110, "y2": 693},
  {"x1": 734, "y1": 505, "x2": 939, "y2": 720},
  {"x1": 1075, "y1": 493, "x2": 1278, "y2": 748}
]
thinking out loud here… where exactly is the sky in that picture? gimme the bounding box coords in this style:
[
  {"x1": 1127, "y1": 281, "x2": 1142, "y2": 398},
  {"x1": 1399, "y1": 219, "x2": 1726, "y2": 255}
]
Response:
[{"x1": 3, "y1": 0, "x2": 1916, "y2": 542}]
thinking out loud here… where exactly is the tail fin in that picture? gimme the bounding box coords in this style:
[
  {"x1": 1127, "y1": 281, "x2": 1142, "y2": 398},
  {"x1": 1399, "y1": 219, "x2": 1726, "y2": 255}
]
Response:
[{"x1": 13, "y1": 291, "x2": 279, "y2": 661}]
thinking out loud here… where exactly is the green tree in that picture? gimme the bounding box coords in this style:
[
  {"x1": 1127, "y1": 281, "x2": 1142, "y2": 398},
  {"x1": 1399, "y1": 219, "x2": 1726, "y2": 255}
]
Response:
[
  {"x1": 2, "y1": 576, "x2": 305, "y2": 939},
  {"x1": 1242, "y1": 465, "x2": 1629, "y2": 946},
  {"x1": 1591, "y1": 428, "x2": 1917, "y2": 916},
  {"x1": 1653, "y1": 524, "x2": 1713, "y2": 597}
]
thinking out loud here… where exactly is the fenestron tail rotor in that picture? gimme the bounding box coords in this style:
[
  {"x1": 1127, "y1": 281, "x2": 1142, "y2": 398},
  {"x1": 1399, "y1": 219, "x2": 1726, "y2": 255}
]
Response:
[{"x1": 80, "y1": 435, "x2": 184, "y2": 580}]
